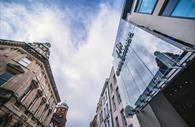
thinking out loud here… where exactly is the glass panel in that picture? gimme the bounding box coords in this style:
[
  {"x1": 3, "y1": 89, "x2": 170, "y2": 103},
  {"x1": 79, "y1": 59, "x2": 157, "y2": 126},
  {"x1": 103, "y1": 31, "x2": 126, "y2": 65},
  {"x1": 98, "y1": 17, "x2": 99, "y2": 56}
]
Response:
[
  {"x1": 0, "y1": 79, "x2": 6, "y2": 86},
  {"x1": 0, "y1": 71, "x2": 14, "y2": 80},
  {"x1": 139, "y1": 0, "x2": 157, "y2": 14},
  {"x1": 113, "y1": 19, "x2": 186, "y2": 108},
  {"x1": 172, "y1": 0, "x2": 195, "y2": 18},
  {"x1": 22, "y1": 57, "x2": 31, "y2": 64},
  {"x1": 19, "y1": 60, "x2": 28, "y2": 67},
  {"x1": 19, "y1": 57, "x2": 31, "y2": 67}
]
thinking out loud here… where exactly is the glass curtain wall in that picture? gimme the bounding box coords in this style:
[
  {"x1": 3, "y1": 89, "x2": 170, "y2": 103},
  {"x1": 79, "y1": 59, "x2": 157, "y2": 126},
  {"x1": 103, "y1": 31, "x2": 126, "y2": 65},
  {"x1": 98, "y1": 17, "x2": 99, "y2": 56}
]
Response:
[{"x1": 112, "y1": 19, "x2": 194, "y2": 115}]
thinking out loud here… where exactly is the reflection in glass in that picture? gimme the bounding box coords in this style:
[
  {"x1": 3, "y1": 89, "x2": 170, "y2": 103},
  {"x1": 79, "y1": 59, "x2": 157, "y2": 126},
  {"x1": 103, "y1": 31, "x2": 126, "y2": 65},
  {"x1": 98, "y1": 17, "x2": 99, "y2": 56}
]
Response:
[{"x1": 112, "y1": 19, "x2": 188, "y2": 110}]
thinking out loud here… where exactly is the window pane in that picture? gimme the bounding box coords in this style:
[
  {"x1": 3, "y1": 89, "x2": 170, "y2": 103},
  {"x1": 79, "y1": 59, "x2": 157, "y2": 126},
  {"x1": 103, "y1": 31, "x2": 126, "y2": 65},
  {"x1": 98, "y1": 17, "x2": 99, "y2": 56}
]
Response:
[
  {"x1": 23, "y1": 57, "x2": 31, "y2": 64},
  {"x1": 0, "y1": 71, "x2": 14, "y2": 80},
  {"x1": 172, "y1": 0, "x2": 195, "y2": 18},
  {"x1": 139, "y1": 0, "x2": 157, "y2": 14},
  {"x1": 19, "y1": 57, "x2": 31, "y2": 67},
  {"x1": 19, "y1": 60, "x2": 28, "y2": 67},
  {"x1": 0, "y1": 79, "x2": 6, "y2": 86}
]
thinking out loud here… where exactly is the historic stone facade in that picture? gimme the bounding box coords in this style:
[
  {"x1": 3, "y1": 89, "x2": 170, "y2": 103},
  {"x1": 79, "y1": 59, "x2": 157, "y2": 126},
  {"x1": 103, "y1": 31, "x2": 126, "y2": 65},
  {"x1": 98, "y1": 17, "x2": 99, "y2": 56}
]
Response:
[
  {"x1": 50, "y1": 102, "x2": 68, "y2": 127},
  {"x1": 0, "y1": 39, "x2": 61, "y2": 127},
  {"x1": 90, "y1": 115, "x2": 97, "y2": 127},
  {"x1": 91, "y1": 67, "x2": 140, "y2": 127}
]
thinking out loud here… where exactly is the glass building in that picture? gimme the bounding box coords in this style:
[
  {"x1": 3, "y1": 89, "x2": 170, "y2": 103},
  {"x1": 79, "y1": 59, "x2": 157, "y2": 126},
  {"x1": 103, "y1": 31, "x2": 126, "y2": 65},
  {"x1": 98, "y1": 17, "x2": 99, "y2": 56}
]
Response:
[{"x1": 112, "y1": 0, "x2": 195, "y2": 127}]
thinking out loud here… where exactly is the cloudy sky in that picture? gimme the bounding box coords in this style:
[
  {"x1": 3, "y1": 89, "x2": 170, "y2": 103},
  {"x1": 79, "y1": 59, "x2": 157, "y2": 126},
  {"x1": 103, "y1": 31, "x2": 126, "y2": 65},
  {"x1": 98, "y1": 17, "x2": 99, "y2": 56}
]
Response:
[{"x1": 0, "y1": 0, "x2": 124, "y2": 126}]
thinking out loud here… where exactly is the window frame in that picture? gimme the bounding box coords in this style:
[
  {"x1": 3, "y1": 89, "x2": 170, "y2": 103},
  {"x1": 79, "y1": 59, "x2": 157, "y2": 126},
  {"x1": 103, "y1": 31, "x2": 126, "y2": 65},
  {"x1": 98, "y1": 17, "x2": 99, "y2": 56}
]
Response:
[{"x1": 134, "y1": 0, "x2": 158, "y2": 14}]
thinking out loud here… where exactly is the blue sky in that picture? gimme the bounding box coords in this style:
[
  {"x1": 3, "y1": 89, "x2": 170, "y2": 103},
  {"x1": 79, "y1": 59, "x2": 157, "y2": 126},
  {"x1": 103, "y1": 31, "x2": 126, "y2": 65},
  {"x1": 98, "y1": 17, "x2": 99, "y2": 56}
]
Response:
[{"x1": 0, "y1": 0, "x2": 124, "y2": 126}]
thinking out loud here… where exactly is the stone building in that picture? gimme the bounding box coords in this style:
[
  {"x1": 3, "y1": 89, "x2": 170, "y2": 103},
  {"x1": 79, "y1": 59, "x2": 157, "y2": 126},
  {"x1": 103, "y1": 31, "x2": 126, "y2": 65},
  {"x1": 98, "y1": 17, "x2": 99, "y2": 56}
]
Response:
[
  {"x1": 0, "y1": 39, "x2": 61, "y2": 127},
  {"x1": 91, "y1": 67, "x2": 140, "y2": 127},
  {"x1": 93, "y1": 80, "x2": 111, "y2": 127},
  {"x1": 107, "y1": 67, "x2": 140, "y2": 127},
  {"x1": 95, "y1": 96, "x2": 104, "y2": 127},
  {"x1": 50, "y1": 102, "x2": 68, "y2": 127}
]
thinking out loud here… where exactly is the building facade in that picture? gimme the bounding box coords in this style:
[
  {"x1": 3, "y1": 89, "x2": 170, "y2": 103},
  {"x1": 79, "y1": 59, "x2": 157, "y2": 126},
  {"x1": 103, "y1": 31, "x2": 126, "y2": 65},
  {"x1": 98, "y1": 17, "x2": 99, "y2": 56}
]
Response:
[
  {"x1": 112, "y1": 0, "x2": 195, "y2": 127},
  {"x1": 90, "y1": 114, "x2": 97, "y2": 127},
  {"x1": 92, "y1": 67, "x2": 140, "y2": 127},
  {"x1": 107, "y1": 67, "x2": 140, "y2": 127},
  {"x1": 0, "y1": 39, "x2": 61, "y2": 127},
  {"x1": 93, "y1": 80, "x2": 113, "y2": 127},
  {"x1": 50, "y1": 102, "x2": 68, "y2": 127},
  {"x1": 96, "y1": 96, "x2": 104, "y2": 127},
  {"x1": 101, "y1": 79, "x2": 112, "y2": 127}
]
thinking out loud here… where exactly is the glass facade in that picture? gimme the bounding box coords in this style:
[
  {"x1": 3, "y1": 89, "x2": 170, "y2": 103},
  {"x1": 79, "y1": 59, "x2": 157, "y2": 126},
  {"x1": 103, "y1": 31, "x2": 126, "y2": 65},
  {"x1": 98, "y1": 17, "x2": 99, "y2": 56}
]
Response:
[{"x1": 112, "y1": 19, "x2": 194, "y2": 115}]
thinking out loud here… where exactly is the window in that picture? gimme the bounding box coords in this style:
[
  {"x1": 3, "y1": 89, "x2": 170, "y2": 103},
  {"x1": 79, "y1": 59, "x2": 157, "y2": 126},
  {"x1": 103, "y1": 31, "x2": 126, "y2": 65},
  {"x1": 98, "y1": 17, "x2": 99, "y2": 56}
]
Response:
[
  {"x1": 110, "y1": 83, "x2": 113, "y2": 92},
  {"x1": 113, "y1": 74, "x2": 117, "y2": 84},
  {"x1": 105, "y1": 91, "x2": 107, "y2": 100},
  {"x1": 100, "y1": 111, "x2": 103, "y2": 121},
  {"x1": 172, "y1": 0, "x2": 195, "y2": 18},
  {"x1": 20, "y1": 83, "x2": 32, "y2": 101},
  {"x1": 160, "y1": 0, "x2": 195, "y2": 18},
  {"x1": 14, "y1": 101, "x2": 20, "y2": 107},
  {"x1": 108, "y1": 119, "x2": 110, "y2": 127},
  {"x1": 0, "y1": 71, "x2": 15, "y2": 86},
  {"x1": 121, "y1": 109, "x2": 127, "y2": 126},
  {"x1": 18, "y1": 57, "x2": 31, "y2": 67},
  {"x1": 37, "y1": 72, "x2": 42, "y2": 81},
  {"x1": 112, "y1": 96, "x2": 116, "y2": 111},
  {"x1": 116, "y1": 87, "x2": 122, "y2": 104},
  {"x1": 106, "y1": 103, "x2": 109, "y2": 115},
  {"x1": 115, "y1": 117, "x2": 119, "y2": 127},
  {"x1": 24, "y1": 110, "x2": 29, "y2": 115},
  {"x1": 104, "y1": 108, "x2": 106, "y2": 118},
  {"x1": 135, "y1": 0, "x2": 158, "y2": 14}
]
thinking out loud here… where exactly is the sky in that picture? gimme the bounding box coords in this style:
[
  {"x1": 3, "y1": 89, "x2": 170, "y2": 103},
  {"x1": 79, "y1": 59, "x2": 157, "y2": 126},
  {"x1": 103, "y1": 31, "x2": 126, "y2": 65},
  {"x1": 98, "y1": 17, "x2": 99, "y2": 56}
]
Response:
[{"x1": 0, "y1": 0, "x2": 124, "y2": 126}]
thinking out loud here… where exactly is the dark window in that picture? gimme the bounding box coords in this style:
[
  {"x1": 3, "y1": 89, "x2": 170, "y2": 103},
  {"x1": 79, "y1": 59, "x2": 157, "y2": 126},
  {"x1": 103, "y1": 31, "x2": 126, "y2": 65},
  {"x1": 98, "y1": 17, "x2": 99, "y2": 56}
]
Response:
[
  {"x1": 0, "y1": 71, "x2": 15, "y2": 86},
  {"x1": 24, "y1": 110, "x2": 29, "y2": 115},
  {"x1": 104, "y1": 108, "x2": 106, "y2": 118},
  {"x1": 116, "y1": 87, "x2": 122, "y2": 104},
  {"x1": 160, "y1": 0, "x2": 195, "y2": 18},
  {"x1": 112, "y1": 96, "x2": 116, "y2": 111},
  {"x1": 113, "y1": 74, "x2": 117, "y2": 84},
  {"x1": 14, "y1": 101, "x2": 20, "y2": 107},
  {"x1": 105, "y1": 91, "x2": 107, "y2": 100},
  {"x1": 20, "y1": 83, "x2": 32, "y2": 101},
  {"x1": 110, "y1": 83, "x2": 113, "y2": 92},
  {"x1": 135, "y1": 0, "x2": 158, "y2": 14},
  {"x1": 115, "y1": 117, "x2": 119, "y2": 127},
  {"x1": 108, "y1": 119, "x2": 110, "y2": 127},
  {"x1": 121, "y1": 109, "x2": 127, "y2": 126},
  {"x1": 100, "y1": 111, "x2": 103, "y2": 121},
  {"x1": 106, "y1": 103, "x2": 109, "y2": 115}
]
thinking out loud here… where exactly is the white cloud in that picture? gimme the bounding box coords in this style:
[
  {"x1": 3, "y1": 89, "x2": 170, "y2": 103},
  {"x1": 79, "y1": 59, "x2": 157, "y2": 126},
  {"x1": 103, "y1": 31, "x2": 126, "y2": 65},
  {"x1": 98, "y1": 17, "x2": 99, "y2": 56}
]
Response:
[{"x1": 0, "y1": 2, "x2": 121, "y2": 127}]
